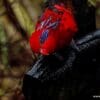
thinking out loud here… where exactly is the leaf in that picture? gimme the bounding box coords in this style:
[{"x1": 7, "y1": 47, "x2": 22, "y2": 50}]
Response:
[
  {"x1": 11, "y1": 2, "x2": 34, "y2": 35},
  {"x1": 88, "y1": 0, "x2": 97, "y2": 6},
  {"x1": 0, "y1": 89, "x2": 5, "y2": 96}
]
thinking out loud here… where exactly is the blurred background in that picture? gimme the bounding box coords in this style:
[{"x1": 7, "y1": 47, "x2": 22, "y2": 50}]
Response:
[{"x1": 0, "y1": 0, "x2": 100, "y2": 100}]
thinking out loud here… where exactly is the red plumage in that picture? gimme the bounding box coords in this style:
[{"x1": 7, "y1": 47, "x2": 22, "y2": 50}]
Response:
[{"x1": 29, "y1": 4, "x2": 78, "y2": 55}]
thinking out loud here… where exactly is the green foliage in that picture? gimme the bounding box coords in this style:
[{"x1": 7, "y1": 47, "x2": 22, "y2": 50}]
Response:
[
  {"x1": 18, "y1": 4, "x2": 35, "y2": 35},
  {"x1": 88, "y1": 0, "x2": 97, "y2": 6},
  {"x1": 97, "y1": 8, "x2": 100, "y2": 15},
  {"x1": 0, "y1": 24, "x2": 9, "y2": 67},
  {"x1": 12, "y1": 2, "x2": 34, "y2": 35},
  {"x1": 0, "y1": 89, "x2": 5, "y2": 96}
]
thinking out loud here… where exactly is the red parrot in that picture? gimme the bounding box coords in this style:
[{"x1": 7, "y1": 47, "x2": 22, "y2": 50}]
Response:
[{"x1": 29, "y1": 4, "x2": 78, "y2": 55}]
